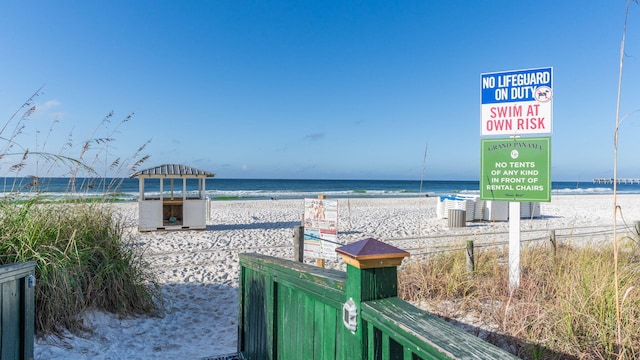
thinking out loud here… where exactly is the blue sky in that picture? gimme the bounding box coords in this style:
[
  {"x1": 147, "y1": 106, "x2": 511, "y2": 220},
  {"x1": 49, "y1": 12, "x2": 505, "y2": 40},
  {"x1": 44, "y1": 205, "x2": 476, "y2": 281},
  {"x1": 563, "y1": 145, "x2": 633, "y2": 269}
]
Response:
[{"x1": 1, "y1": 1, "x2": 639, "y2": 181}]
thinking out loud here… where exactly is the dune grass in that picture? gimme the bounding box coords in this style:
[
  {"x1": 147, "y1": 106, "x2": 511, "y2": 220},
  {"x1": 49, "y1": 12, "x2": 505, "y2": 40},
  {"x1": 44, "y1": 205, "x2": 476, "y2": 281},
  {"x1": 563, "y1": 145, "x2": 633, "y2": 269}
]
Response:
[
  {"x1": 0, "y1": 198, "x2": 160, "y2": 335},
  {"x1": 0, "y1": 89, "x2": 158, "y2": 336},
  {"x1": 398, "y1": 240, "x2": 640, "y2": 359}
]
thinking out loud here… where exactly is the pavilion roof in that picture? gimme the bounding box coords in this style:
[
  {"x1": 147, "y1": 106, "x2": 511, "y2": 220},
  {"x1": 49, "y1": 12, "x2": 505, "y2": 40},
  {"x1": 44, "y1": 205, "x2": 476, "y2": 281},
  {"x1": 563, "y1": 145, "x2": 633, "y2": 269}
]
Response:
[{"x1": 130, "y1": 164, "x2": 214, "y2": 178}]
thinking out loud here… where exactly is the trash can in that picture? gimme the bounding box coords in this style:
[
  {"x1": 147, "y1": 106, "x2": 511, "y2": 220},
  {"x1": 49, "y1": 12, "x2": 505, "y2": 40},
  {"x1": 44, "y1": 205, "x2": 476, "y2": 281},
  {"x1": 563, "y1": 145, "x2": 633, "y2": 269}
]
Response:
[{"x1": 448, "y1": 209, "x2": 466, "y2": 228}]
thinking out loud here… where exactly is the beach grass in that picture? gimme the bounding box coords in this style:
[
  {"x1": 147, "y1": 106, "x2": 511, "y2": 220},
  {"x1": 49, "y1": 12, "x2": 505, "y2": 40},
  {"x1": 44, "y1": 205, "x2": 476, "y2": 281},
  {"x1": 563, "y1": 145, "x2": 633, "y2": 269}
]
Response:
[
  {"x1": 0, "y1": 89, "x2": 157, "y2": 336},
  {"x1": 0, "y1": 197, "x2": 160, "y2": 335},
  {"x1": 398, "y1": 240, "x2": 640, "y2": 359}
]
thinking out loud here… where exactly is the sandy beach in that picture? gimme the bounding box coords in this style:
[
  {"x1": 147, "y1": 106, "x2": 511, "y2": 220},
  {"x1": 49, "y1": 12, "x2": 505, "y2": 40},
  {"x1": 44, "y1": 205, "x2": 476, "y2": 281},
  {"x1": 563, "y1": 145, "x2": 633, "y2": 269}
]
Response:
[{"x1": 33, "y1": 194, "x2": 640, "y2": 359}]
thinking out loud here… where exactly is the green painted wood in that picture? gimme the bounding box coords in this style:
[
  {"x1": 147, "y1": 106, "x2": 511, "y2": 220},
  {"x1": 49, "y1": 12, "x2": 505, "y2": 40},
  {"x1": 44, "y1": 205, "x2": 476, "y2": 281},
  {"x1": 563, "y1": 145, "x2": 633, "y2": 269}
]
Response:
[
  {"x1": 335, "y1": 310, "x2": 349, "y2": 360},
  {"x1": 344, "y1": 262, "x2": 401, "y2": 360},
  {"x1": 346, "y1": 265, "x2": 397, "y2": 304},
  {"x1": 315, "y1": 303, "x2": 335, "y2": 359},
  {"x1": 275, "y1": 283, "x2": 290, "y2": 358},
  {"x1": 243, "y1": 270, "x2": 257, "y2": 358},
  {"x1": 402, "y1": 346, "x2": 413, "y2": 360},
  {"x1": 240, "y1": 267, "x2": 275, "y2": 359},
  {"x1": 2, "y1": 281, "x2": 19, "y2": 360},
  {"x1": 0, "y1": 262, "x2": 35, "y2": 283},
  {"x1": 312, "y1": 301, "x2": 324, "y2": 359},
  {"x1": 294, "y1": 290, "x2": 305, "y2": 357},
  {"x1": 289, "y1": 288, "x2": 298, "y2": 357},
  {"x1": 0, "y1": 262, "x2": 35, "y2": 360},
  {"x1": 389, "y1": 337, "x2": 403, "y2": 360},
  {"x1": 321, "y1": 303, "x2": 338, "y2": 360},
  {"x1": 333, "y1": 303, "x2": 345, "y2": 360},
  {"x1": 304, "y1": 292, "x2": 315, "y2": 356},
  {"x1": 278, "y1": 282, "x2": 308, "y2": 359},
  {"x1": 265, "y1": 273, "x2": 276, "y2": 359},
  {"x1": 237, "y1": 264, "x2": 245, "y2": 354},
  {"x1": 366, "y1": 322, "x2": 374, "y2": 360},
  {"x1": 244, "y1": 269, "x2": 252, "y2": 358},
  {"x1": 288, "y1": 286, "x2": 320, "y2": 358},
  {"x1": 239, "y1": 253, "x2": 348, "y2": 359},
  {"x1": 361, "y1": 298, "x2": 519, "y2": 359},
  {"x1": 240, "y1": 253, "x2": 345, "y2": 308},
  {"x1": 22, "y1": 275, "x2": 35, "y2": 360},
  {"x1": 382, "y1": 332, "x2": 390, "y2": 360},
  {"x1": 240, "y1": 254, "x2": 350, "y2": 360},
  {"x1": 237, "y1": 252, "x2": 515, "y2": 360}
]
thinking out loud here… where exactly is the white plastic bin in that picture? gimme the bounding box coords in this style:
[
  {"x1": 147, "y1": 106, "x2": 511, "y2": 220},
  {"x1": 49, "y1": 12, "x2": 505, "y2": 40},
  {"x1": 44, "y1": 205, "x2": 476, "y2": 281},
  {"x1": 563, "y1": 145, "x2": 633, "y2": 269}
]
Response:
[{"x1": 484, "y1": 201, "x2": 509, "y2": 221}]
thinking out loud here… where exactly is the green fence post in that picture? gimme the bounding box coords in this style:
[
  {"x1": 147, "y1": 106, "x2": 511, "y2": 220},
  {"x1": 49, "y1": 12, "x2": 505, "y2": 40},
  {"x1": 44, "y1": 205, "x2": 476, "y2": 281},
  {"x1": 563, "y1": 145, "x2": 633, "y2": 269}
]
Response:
[
  {"x1": 0, "y1": 261, "x2": 36, "y2": 360},
  {"x1": 335, "y1": 238, "x2": 409, "y2": 360}
]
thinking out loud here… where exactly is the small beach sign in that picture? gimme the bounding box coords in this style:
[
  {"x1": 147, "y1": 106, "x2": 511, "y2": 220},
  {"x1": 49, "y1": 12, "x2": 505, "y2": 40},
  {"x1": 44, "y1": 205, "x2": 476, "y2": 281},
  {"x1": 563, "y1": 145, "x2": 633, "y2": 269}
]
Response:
[{"x1": 303, "y1": 198, "x2": 339, "y2": 261}]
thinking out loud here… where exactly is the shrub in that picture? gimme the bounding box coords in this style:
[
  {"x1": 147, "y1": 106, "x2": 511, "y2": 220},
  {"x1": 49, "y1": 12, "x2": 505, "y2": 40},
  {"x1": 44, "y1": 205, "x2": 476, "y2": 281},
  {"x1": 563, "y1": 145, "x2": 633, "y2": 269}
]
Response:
[
  {"x1": 398, "y1": 242, "x2": 640, "y2": 359},
  {"x1": 0, "y1": 198, "x2": 160, "y2": 335},
  {"x1": 0, "y1": 88, "x2": 157, "y2": 335}
]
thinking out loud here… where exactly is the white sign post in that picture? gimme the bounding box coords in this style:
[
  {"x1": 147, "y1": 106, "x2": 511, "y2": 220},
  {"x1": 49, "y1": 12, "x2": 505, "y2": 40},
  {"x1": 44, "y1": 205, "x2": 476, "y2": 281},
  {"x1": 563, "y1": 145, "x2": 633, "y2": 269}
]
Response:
[
  {"x1": 509, "y1": 202, "x2": 520, "y2": 289},
  {"x1": 480, "y1": 67, "x2": 553, "y2": 291}
]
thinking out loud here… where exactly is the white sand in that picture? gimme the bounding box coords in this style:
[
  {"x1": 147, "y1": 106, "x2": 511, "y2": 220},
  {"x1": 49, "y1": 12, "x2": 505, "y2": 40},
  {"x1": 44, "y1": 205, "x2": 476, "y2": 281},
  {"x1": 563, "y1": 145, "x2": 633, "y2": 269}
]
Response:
[{"x1": 34, "y1": 195, "x2": 640, "y2": 359}]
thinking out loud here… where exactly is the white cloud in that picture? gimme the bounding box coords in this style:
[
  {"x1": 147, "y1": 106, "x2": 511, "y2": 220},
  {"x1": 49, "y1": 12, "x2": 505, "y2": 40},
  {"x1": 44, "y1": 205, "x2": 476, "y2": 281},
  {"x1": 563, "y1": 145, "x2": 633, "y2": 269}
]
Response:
[
  {"x1": 33, "y1": 99, "x2": 64, "y2": 120},
  {"x1": 41, "y1": 99, "x2": 61, "y2": 110}
]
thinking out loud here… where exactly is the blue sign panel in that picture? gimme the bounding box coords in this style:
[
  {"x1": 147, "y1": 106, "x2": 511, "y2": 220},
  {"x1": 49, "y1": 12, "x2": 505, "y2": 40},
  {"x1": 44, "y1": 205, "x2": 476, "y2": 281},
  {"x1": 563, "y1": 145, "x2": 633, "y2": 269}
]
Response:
[
  {"x1": 481, "y1": 67, "x2": 552, "y2": 104},
  {"x1": 480, "y1": 67, "x2": 553, "y2": 136}
]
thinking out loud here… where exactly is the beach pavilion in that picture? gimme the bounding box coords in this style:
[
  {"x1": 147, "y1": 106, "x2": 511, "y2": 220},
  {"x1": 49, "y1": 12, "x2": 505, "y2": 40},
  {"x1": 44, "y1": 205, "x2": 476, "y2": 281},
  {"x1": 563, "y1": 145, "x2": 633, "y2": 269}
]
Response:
[{"x1": 130, "y1": 164, "x2": 214, "y2": 231}]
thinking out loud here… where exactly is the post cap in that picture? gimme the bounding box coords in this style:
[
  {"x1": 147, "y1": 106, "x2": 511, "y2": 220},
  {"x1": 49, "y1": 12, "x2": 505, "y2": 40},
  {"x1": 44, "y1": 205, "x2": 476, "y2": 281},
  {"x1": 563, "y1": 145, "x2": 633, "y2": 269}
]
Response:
[{"x1": 336, "y1": 238, "x2": 409, "y2": 269}]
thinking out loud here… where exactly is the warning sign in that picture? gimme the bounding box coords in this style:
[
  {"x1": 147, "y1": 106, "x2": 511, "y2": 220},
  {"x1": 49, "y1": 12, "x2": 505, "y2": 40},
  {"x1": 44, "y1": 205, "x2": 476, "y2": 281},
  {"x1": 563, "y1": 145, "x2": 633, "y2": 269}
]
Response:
[{"x1": 481, "y1": 67, "x2": 553, "y2": 136}]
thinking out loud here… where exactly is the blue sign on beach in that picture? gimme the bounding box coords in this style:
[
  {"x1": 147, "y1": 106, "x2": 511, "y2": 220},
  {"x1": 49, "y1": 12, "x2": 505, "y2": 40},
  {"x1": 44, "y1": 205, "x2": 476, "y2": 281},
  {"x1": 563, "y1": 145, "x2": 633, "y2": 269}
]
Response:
[{"x1": 480, "y1": 67, "x2": 553, "y2": 136}]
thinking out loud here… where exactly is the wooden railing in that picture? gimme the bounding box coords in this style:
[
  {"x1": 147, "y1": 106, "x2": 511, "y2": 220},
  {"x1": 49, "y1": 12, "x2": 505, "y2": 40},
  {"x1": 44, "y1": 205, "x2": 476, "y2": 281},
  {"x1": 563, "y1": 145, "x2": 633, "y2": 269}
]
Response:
[
  {"x1": 237, "y1": 238, "x2": 518, "y2": 360},
  {"x1": 362, "y1": 298, "x2": 517, "y2": 359}
]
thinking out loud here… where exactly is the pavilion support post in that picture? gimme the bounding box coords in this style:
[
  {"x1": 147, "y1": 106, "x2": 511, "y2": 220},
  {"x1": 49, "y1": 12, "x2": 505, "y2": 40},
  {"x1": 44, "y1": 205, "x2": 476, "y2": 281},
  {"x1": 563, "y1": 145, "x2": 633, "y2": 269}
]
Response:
[{"x1": 139, "y1": 178, "x2": 145, "y2": 201}]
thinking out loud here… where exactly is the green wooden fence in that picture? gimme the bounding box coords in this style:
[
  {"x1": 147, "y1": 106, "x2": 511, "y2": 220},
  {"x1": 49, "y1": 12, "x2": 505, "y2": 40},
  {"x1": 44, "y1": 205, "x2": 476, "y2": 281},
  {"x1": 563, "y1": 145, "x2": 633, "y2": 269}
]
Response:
[
  {"x1": 0, "y1": 261, "x2": 36, "y2": 360},
  {"x1": 237, "y1": 238, "x2": 518, "y2": 360}
]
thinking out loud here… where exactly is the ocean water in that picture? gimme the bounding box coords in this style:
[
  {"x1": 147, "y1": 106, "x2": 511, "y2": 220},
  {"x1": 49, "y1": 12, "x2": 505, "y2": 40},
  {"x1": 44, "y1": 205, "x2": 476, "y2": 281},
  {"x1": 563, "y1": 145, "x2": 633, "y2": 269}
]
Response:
[{"x1": 2, "y1": 177, "x2": 639, "y2": 201}]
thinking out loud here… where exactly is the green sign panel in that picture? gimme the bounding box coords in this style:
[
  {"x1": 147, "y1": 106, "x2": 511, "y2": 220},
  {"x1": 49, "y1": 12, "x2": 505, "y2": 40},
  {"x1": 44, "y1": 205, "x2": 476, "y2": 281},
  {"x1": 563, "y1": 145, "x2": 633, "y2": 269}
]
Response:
[{"x1": 480, "y1": 137, "x2": 551, "y2": 202}]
